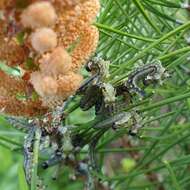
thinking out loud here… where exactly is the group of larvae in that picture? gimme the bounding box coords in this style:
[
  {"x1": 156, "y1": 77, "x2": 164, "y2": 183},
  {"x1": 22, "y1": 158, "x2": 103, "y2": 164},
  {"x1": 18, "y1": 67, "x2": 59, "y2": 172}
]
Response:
[{"x1": 0, "y1": 0, "x2": 100, "y2": 116}]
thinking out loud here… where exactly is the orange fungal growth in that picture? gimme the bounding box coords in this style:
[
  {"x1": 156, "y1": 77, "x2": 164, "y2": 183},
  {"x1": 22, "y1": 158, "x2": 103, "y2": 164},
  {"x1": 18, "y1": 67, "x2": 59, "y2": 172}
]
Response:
[
  {"x1": 57, "y1": 72, "x2": 83, "y2": 97},
  {"x1": 55, "y1": 0, "x2": 100, "y2": 70},
  {"x1": 39, "y1": 47, "x2": 72, "y2": 76},
  {"x1": 53, "y1": 0, "x2": 85, "y2": 8},
  {"x1": 21, "y1": 1, "x2": 57, "y2": 29},
  {"x1": 42, "y1": 72, "x2": 83, "y2": 108},
  {"x1": 0, "y1": 96, "x2": 47, "y2": 117},
  {"x1": 30, "y1": 73, "x2": 58, "y2": 97},
  {"x1": 0, "y1": 0, "x2": 100, "y2": 116},
  {"x1": 0, "y1": 39, "x2": 27, "y2": 67},
  {"x1": 0, "y1": 0, "x2": 14, "y2": 9},
  {"x1": 0, "y1": 70, "x2": 48, "y2": 116},
  {"x1": 71, "y1": 26, "x2": 99, "y2": 71},
  {"x1": 31, "y1": 28, "x2": 57, "y2": 54},
  {"x1": 30, "y1": 47, "x2": 82, "y2": 107}
]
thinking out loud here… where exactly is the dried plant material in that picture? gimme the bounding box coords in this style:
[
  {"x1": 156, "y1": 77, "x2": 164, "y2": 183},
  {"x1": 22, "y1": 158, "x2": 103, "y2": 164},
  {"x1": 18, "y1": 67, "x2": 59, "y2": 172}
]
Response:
[
  {"x1": 0, "y1": 70, "x2": 47, "y2": 116},
  {"x1": 0, "y1": 70, "x2": 28, "y2": 96},
  {"x1": 31, "y1": 28, "x2": 57, "y2": 54},
  {"x1": 0, "y1": 38, "x2": 27, "y2": 66},
  {"x1": 0, "y1": 96, "x2": 47, "y2": 116},
  {"x1": 21, "y1": 1, "x2": 57, "y2": 29}
]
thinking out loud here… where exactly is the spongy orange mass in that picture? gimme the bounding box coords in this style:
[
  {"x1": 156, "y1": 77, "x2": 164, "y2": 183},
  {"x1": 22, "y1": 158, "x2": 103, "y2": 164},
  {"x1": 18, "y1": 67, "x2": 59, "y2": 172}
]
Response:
[{"x1": 0, "y1": 0, "x2": 100, "y2": 116}]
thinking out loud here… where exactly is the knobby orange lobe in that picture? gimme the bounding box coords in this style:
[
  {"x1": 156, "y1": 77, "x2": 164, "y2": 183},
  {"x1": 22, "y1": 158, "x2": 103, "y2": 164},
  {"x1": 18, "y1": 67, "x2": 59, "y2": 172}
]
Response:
[{"x1": 0, "y1": 0, "x2": 100, "y2": 116}]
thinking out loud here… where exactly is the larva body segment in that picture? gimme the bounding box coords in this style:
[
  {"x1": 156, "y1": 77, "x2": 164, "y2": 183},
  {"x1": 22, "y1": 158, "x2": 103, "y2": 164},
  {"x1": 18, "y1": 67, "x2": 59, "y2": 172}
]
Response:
[{"x1": 126, "y1": 62, "x2": 166, "y2": 97}]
